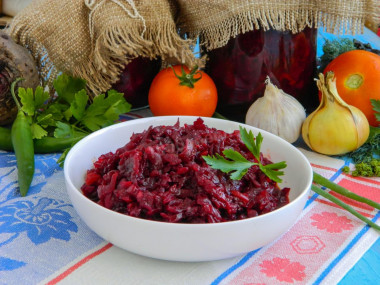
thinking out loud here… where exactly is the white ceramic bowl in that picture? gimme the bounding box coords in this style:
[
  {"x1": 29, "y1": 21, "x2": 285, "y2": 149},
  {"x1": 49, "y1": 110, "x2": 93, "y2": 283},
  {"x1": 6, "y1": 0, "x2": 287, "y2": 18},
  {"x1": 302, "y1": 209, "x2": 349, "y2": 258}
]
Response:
[{"x1": 64, "y1": 116, "x2": 312, "y2": 262}]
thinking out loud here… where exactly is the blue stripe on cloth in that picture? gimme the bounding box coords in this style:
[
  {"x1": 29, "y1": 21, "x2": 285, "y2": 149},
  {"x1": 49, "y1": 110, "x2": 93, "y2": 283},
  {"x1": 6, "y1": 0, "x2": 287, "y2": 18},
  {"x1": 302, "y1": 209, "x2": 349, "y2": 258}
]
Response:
[
  {"x1": 211, "y1": 249, "x2": 260, "y2": 285},
  {"x1": 305, "y1": 192, "x2": 320, "y2": 208},
  {"x1": 305, "y1": 161, "x2": 349, "y2": 208},
  {"x1": 313, "y1": 211, "x2": 380, "y2": 285},
  {"x1": 339, "y1": 237, "x2": 380, "y2": 284}
]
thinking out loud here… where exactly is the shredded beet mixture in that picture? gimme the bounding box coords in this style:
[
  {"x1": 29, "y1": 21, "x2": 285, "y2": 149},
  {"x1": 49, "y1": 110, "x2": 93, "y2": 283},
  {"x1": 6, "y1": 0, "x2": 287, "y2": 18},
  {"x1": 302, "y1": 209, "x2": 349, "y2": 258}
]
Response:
[{"x1": 81, "y1": 118, "x2": 290, "y2": 223}]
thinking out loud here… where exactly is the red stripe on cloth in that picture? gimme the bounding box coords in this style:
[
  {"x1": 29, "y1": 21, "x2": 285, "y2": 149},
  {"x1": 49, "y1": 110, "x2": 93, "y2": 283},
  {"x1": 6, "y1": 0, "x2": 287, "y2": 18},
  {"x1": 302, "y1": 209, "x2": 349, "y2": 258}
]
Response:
[
  {"x1": 329, "y1": 191, "x2": 374, "y2": 212},
  {"x1": 311, "y1": 165, "x2": 379, "y2": 212},
  {"x1": 311, "y1": 163, "x2": 339, "y2": 172},
  {"x1": 315, "y1": 198, "x2": 374, "y2": 218},
  {"x1": 341, "y1": 173, "x2": 380, "y2": 187},
  {"x1": 338, "y1": 178, "x2": 380, "y2": 203},
  {"x1": 46, "y1": 243, "x2": 113, "y2": 285}
]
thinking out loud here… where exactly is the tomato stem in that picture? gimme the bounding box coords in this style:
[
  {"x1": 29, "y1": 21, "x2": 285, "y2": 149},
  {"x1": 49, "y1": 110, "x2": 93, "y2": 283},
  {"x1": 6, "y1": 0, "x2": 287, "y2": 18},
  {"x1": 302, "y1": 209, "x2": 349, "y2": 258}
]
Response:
[{"x1": 171, "y1": 65, "x2": 202, "y2": 88}]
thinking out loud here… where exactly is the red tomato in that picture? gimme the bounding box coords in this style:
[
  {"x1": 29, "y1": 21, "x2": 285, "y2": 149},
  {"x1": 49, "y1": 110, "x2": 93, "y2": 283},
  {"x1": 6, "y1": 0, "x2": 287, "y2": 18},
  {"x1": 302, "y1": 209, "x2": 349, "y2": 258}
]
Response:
[{"x1": 148, "y1": 65, "x2": 218, "y2": 117}]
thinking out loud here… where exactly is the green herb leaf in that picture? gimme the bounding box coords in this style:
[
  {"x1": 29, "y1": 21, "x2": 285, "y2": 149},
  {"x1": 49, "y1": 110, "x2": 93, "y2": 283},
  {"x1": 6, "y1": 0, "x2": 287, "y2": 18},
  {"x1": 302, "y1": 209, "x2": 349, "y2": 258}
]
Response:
[
  {"x1": 203, "y1": 127, "x2": 286, "y2": 182},
  {"x1": 81, "y1": 91, "x2": 131, "y2": 132},
  {"x1": 223, "y1": 148, "x2": 250, "y2": 162},
  {"x1": 82, "y1": 116, "x2": 108, "y2": 132},
  {"x1": 31, "y1": 122, "x2": 48, "y2": 139},
  {"x1": 103, "y1": 90, "x2": 132, "y2": 122},
  {"x1": 53, "y1": 74, "x2": 86, "y2": 104},
  {"x1": 371, "y1": 99, "x2": 380, "y2": 123},
  {"x1": 10, "y1": 73, "x2": 132, "y2": 168},
  {"x1": 203, "y1": 152, "x2": 255, "y2": 180},
  {"x1": 83, "y1": 93, "x2": 106, "y2": 115},
  {"x1": 347, "y1": 126, "x2": 380, "y2": 163},
  {"x1": 104, "y1": 89, "x2": 128, "y2": 106},
  {"x1": 33, "y1": 86, "x2": 50, "y2": 109},
  {"x1": 239, "y1": 126, "x2": 261, "y2": 160},
  {"x1": 18, "y1": 85, "x2": 49, "y2": 117},
  {"x1": 36, "y1": 113, "x2": 55, "y2": 127},
  {"x1": 259, "y1": 161, "x2": 287, "y2": 183},
  {"x1": 19, "y1": 87, "x2": 35, "y2": 116},
  {"x1": 54, "y1": 122, "x2": 73, "y2": 138},
  {"x1": 70, "y1": 90, "x2": 88, "y2": 121},
  {"x1": 57, "y1": 148, "x2": 70, "y2": 168},
  {"x1": 63, "y1": 108, "x2": 73, "y2": 121},
  {"x1": 41, "y1": 103, "x2": 67, "y2": 122}
]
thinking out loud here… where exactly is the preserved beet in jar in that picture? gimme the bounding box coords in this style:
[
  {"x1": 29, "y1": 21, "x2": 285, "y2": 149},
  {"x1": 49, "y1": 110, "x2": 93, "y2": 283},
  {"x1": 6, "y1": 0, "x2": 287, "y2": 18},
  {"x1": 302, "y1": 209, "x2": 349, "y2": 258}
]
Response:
[
  {"x1": 203, "y1": 27, "x2": 319, "y2": 122},
  {"x1": 112, "y1": 57, "x2": 161, "y2": 109}
]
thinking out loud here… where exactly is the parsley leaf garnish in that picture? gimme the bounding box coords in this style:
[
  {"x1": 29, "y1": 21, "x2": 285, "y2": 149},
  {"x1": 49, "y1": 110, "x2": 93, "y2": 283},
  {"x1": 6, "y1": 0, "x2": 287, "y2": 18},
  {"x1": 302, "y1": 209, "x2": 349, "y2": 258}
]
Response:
[
  {"x1": 81, "y1": 90, "x2": 131, "y2": 131},
  {"x1": 371, "y1": 99, "x2": 380, "y2": 123},
  {"x1": 203, "y1": 127, "x2": 287, "y2": 183},
  {"x1": 30, "y1": 123, "x2": 48, "y2": 139},
  {"x1": 239, "y1": 126, "x2": 262, "y2": 161},
  {"x1": 18, "y1": 86, "x2": 51, "y2": 139},
  {"x1": 70, "y1": 89, "x2": 88, "y2": 121},
  {"x1": 53, "y1": 73, "x2": 86, "y2": 104},
  {"x1": 54, "y1": 121, "x2": 74, "y2": 138},
  {"x1": 19, "y1": 87, "x2": 36, "y2": 116},
  {"x1": 203, "y1": 151, "x2": 255, "y2": 180}
]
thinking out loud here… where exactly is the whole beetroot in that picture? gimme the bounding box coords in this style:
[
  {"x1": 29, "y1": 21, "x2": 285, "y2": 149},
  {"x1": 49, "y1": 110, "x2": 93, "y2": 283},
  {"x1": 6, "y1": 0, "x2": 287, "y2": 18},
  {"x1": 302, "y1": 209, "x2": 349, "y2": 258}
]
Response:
[{"x1": 0, "y1": 30, "x2": 39, "y2": 125}]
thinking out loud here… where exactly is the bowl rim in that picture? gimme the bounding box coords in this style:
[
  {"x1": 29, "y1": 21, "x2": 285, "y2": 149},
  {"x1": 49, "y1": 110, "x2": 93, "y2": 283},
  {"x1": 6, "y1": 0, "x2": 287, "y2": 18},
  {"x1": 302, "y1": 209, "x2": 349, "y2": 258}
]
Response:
[{"x1": 64, "y1": 116, "x2": 313, "y2": 228}]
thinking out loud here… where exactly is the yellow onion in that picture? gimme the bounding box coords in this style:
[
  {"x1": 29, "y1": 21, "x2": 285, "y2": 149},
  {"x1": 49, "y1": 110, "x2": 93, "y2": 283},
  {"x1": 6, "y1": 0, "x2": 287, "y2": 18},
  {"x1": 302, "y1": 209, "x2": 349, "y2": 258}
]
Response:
[{"x1": 302, "y1": 72, "x2": 369, "y2": 155}]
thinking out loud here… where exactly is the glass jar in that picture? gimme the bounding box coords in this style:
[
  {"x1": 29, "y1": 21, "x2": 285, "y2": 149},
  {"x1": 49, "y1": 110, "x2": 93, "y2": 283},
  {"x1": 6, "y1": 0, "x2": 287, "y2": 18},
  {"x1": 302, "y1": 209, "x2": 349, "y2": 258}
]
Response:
[
  {"x1": 112, "y1": 57, "x2": 161, "y2": 109},
  {"x1": 203, "y1": 27, "x2": 319, "y2": 122}
]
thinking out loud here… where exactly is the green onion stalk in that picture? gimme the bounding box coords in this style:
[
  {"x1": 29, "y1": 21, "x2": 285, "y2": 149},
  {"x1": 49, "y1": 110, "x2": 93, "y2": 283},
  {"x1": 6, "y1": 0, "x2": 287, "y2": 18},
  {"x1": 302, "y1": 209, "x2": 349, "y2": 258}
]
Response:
[{"x1": 312, "y1": 172, "x2": 380, "y2": 231}]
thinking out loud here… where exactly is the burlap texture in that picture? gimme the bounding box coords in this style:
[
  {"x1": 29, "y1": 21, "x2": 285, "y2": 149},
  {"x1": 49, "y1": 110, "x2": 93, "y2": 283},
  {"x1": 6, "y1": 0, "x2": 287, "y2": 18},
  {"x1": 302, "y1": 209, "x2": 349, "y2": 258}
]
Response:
[
  {"x1": 176, "y1": 0, "x2": 380, "y2": 51},
  {"x1": 8, "y1": 0, "x2": 198, "y2": 95}
]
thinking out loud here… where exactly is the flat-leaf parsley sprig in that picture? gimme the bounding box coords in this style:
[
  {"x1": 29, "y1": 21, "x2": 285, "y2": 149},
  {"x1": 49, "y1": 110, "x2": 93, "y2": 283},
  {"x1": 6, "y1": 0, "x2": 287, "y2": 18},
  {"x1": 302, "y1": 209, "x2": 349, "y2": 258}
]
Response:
[
  {"x1": 15, "y1": 73, "x2": 132, "y2": 166},
  {"x1": 203, "y1": 126, "x2": 287, "y2": 183},
  {"x1": 371, "y1": 99, "x2": 380, "y2": 123}
]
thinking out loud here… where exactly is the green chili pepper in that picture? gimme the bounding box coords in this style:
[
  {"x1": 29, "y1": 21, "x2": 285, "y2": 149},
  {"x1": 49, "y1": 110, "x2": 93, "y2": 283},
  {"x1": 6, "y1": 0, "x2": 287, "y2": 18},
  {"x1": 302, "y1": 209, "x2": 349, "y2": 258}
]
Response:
[
  {"x1": 10, "y1": 78, "x2": 35, "y2": 196},
  {"x1": 0, "y1": 125, "x2": 85, "y2": 153},
  {"x1": 33, "y1": 135, "x2": 86, "y2": 153}
]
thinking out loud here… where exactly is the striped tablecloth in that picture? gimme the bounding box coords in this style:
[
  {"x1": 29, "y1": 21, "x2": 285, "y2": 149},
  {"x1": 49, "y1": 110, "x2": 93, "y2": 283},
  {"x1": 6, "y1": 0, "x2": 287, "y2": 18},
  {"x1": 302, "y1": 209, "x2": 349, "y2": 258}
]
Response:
[
  {"x1": 1, "y1": 109, "x2": 379, "y2": 285},
  {"x1": 2, "y1": 26, "x2": 380, "y2": 285}
]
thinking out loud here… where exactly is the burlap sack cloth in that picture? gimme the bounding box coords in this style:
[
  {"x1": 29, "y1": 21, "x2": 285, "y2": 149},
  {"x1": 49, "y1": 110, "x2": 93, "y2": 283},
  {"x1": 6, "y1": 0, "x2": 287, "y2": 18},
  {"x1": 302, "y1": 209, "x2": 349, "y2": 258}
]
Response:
[
  {"x1": 176, "y1": 0, "x2": 380, "y2": 51},
  {"x1": 8, "y1": 0, "x2": 198, "y2": 95}
]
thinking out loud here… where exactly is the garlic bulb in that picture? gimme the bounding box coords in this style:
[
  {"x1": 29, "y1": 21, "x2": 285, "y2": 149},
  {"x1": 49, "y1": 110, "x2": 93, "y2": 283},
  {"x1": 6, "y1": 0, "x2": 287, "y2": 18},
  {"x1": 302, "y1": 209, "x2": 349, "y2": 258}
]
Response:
[
  {"x1": 245, "y1": 77, "x2": 306, "y2": 143},
  {"x1": 302, "y1": 72, "x2": 369, "y2": 155}
]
